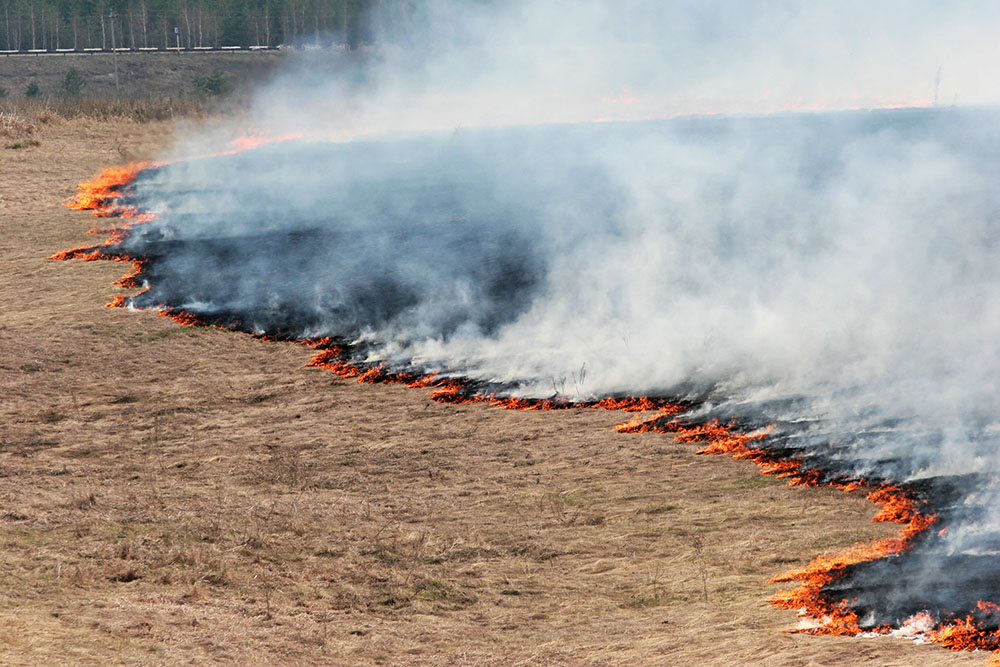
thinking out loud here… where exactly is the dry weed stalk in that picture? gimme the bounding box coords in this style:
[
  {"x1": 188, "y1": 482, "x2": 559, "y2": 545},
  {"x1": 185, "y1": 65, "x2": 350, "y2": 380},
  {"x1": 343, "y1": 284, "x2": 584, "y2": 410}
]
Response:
[
  {"x1": 0, "y1": 110, "x2": 37, "y2": 138},
  {"x1": 690, "y1": 534, "x2": 710, "y2": 603}
]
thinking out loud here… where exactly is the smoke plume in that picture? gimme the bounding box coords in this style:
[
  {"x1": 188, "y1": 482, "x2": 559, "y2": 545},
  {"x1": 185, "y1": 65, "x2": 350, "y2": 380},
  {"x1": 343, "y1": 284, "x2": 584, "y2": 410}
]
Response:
[{"x1": 74, "y1": 0, "x2": 1000, "y2": 648}]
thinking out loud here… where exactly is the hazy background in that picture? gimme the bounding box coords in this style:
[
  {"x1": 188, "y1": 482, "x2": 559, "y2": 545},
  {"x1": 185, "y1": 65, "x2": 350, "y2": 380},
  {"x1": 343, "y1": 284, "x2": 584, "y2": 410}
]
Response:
[{"x1": 225, "y1": 1, "x2": 1000, "y2": 137}]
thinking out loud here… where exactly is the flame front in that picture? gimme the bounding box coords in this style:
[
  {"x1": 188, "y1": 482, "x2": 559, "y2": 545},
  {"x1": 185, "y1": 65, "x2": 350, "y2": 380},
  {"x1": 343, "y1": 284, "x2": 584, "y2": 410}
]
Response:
[
  {"x1": 52, "y1": 155, "x2": 1000, "y2": 663},
  {"x1": 51, "y1": 163, "x2": 159, "y2": 307},
  {"x1": 65, "y1": 161, "x2": 156, "y2": 213}
]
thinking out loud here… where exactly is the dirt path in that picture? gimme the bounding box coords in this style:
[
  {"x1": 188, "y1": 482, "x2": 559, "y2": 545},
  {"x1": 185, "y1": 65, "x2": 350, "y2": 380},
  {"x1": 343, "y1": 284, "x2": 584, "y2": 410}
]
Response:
[{"x1": 0, "y1": 117, "x2": 979, "y2": 665}]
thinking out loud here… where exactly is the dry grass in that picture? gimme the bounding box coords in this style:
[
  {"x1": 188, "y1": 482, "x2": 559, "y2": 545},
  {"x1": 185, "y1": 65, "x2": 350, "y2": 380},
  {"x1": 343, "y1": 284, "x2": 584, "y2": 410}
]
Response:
[
  {"x1": 0, "y1": 51, "x2": 281, "y2": 101},
  {"x1": 0, "y1": 109, "x2": 39, "y2": 139},
  {"x1": 0, "y1": 50, "x2": 282, "y2": 126},
  {"x1": 0, "y1": 118, "x2": 984, "y2": 665},
  {"x1": 3, "y1": 97, "x2": 213, "y2": 123}
]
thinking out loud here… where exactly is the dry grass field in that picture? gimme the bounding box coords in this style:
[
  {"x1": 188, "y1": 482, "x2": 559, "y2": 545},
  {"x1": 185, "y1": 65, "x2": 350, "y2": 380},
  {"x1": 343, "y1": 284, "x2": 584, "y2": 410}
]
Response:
[
  {"x1": 1, "y1": 51, "x2": 281, "y2": 100},
  {"x1": 0, "y1": 112, "x2": 984, "y2": 665}
]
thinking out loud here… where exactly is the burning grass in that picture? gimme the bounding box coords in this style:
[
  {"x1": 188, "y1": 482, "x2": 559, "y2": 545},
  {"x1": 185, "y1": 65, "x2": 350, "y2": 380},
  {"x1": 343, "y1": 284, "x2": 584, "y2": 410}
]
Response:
[
  {"x1": 7, "y1": 120, "x2": 980, "y2": 664},
  {"x1": 48, "y1": 157, "x2": 1000, "y2": 664},
  {"x1": 305, "y1": 346, "x2": 1000, "y2": 652}
]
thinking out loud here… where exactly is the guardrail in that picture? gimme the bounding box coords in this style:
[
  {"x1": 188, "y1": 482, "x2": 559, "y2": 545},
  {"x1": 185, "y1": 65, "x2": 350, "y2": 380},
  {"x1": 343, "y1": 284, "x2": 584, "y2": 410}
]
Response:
[{"x1": 0, "y1": 45, "x2": 280, "y2": 56}]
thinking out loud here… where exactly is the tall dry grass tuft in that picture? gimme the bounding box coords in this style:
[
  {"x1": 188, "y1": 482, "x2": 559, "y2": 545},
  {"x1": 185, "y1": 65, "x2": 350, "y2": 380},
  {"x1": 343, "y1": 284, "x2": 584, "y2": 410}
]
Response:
[{"x1": 0, "y1": 109, "x2": 38, "y2": 139}]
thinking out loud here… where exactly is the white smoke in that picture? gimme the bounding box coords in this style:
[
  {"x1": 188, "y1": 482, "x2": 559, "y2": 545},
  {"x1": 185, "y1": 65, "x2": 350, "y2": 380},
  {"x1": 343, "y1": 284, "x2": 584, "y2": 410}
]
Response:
[
  {"x1": 119, "y1": 1, "x2": 1000, "y2": 616},
  {"x1": 164, "y1": 1, "x2": 1000, "y2": 156},
  {"x1": 246, "y1": 1, "x2": 1000, "y2": 134}
]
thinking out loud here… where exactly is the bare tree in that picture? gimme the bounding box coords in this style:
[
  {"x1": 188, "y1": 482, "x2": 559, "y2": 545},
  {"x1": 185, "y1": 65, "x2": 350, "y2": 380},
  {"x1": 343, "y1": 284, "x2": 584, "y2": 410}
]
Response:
[
  {"x1": 264, "y1": 3, "x2": 271, "y2": 46},
  {"x1": 4, "y1": 1, "x2": 11, "y2": 51},
  {"x1": 141, "y1": 1, "x2": 148, "y2": 48}
]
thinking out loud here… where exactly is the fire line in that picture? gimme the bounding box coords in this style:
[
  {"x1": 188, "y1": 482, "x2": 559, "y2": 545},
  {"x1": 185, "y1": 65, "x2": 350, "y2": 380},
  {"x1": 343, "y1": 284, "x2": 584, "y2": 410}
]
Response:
[{"x1": 53, "y1": 158, "x2": 1000, "y2": 662}]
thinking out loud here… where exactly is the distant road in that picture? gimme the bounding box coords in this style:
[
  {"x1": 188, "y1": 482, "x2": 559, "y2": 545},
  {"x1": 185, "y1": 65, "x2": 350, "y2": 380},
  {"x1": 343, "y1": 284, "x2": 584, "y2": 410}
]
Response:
[{"x1": 0, "y1": 46, "x2": 280, "y2": 57}]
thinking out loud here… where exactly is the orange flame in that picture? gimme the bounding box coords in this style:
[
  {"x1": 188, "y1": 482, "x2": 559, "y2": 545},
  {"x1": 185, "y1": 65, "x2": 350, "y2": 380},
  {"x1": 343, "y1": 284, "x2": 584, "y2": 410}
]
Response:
[
  {"x1": 927, "y1": 602, "x2": 1000, "y2": 651},
  {"x1": 52, "y1": 162, "x2": 160, "y2": 269},
  {"x1": 65, "y1": 161, "x2": 156, "y2": 213},
  {"x1": 303, "y1": 343, "x2": 684, "y2": 415},
  {"x1": 226, "y1": 131, "x2": 304, "y2": 153},
  {"x1": 54, "y1": 132, "x2": 307, "y2": 270}
]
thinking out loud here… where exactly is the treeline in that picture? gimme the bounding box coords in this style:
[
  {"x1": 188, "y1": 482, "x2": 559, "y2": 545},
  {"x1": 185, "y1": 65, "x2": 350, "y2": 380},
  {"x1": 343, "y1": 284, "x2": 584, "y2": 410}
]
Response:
[{"x1": 0, "y1": 0, "x2": 386, "y2": 52}]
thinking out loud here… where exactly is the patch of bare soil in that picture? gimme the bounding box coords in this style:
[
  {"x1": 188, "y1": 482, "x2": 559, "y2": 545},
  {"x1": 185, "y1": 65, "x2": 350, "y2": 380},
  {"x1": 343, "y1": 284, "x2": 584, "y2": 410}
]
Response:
[{"x1": 0, "y1": 119, "x2": 982, "y2": 665}]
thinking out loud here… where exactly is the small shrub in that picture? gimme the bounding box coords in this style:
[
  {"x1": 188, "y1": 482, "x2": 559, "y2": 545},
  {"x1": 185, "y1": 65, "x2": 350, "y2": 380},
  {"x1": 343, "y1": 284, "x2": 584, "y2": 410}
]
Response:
[
  {"x1": 25, "y1": 82, "x2": 41, "y2": 98},
  {"x1": 193, "y1": 71, "x2": 231, "y2": 97},
  {"x1": 62, "y1": 68, "x2": 85, "y2": 97},
  {"x1": 4, "y1": 139, "x2": 41, "y2": 150},
  {"x1": 621, "y1": 591, "x2": 672, "y2": 608},
  {"x1": 0, "y1": 87, "x2": 8, "y2": 99}
]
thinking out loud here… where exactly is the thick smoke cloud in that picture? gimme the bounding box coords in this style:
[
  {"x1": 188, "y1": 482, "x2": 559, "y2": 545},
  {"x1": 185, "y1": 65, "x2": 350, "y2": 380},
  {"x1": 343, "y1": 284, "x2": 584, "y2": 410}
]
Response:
[
  {"x1": 232, "y1": 1, "x2": 1000, "y2": 137},
  {"x1": 121, "y1": 1, "x2": 1000, "y2": 629}
]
